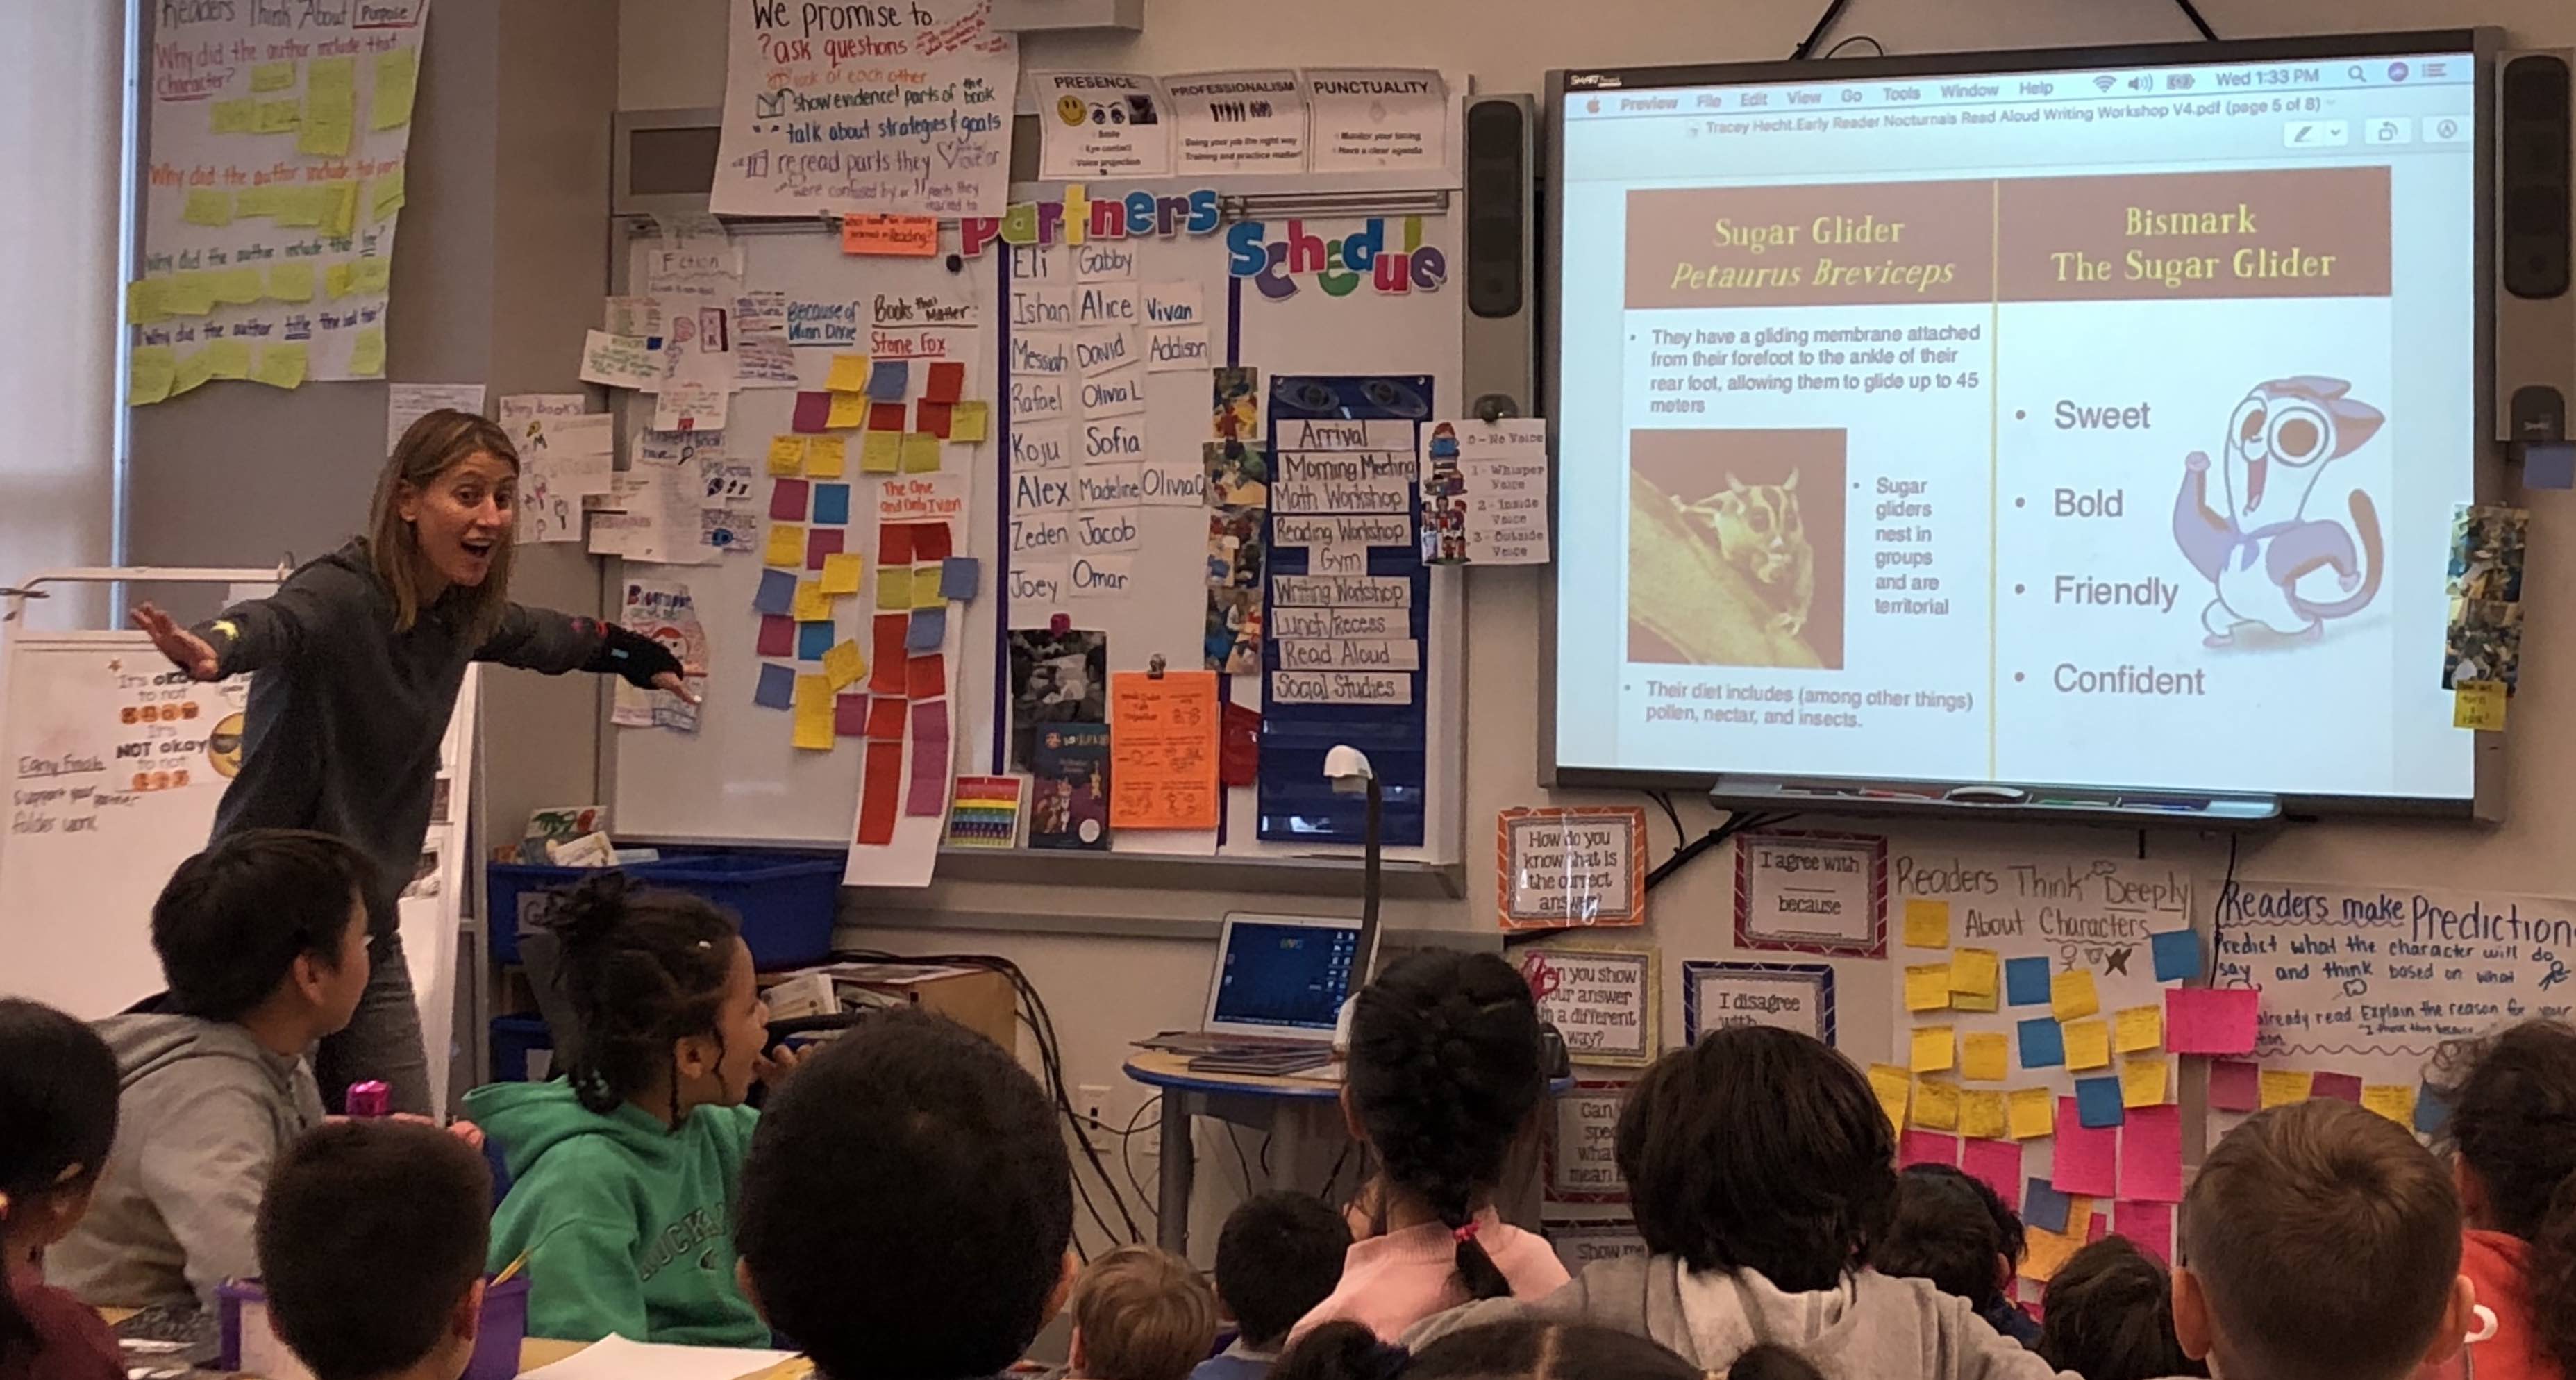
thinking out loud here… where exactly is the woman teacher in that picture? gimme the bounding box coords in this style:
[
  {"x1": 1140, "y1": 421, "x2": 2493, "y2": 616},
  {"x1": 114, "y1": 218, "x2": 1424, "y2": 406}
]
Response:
[{"x1": 131, "y1": 409, "x2": 695, "y2": 1113}]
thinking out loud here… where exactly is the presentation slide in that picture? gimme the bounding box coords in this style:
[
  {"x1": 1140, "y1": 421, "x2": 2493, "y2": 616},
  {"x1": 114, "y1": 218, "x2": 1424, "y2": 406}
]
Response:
[{"x1": 1553, "y1": 51, "x2": 2482, "y2": 801}]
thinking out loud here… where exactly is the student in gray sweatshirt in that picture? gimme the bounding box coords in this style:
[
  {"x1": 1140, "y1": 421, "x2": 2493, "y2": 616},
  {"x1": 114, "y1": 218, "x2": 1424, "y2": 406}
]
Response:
[
  {"x1": 128, "y1": 409, "x2": 690, "y2": 1114},
  {"x1": 1407, "y1": 1027, "x2": 2066, "y2": 1380},
  {"x1": 47, "y1": 831, "x2": 376, "y2": 1312}
]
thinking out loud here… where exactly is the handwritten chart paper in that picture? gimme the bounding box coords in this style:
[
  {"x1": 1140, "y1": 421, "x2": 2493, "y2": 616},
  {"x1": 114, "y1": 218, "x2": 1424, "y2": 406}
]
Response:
[
  {"x1": 1519, "y1": 947, "x2": 1657, "y2": 1066},
  {"x1": 136, "y1": 1, "x2": 431, "y2": 390},
  {"x1": 1733, "y1": 830, "x2": 1888, "y2": 956},
  {"x1": 711, "y1": 0, "x2": 1018, "y2": 219},
  {"x1": 1106, "y1": 670, "x2": 1219, "y2": 830},
  {"x1": 1496, "y1": 807, "x2": 1648, "y2": 931}
]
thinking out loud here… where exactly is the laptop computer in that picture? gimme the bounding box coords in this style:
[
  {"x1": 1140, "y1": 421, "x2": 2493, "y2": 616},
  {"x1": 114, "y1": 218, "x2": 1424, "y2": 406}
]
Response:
[{"x1": 1138, "y1": 912, "x2": 1361, "y2": 1075}]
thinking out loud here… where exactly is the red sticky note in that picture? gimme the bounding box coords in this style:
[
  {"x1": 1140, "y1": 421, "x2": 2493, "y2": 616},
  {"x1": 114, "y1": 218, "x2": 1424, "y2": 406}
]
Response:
[
  {"x1": 2166, "y1": 988, "x2": 2259, "y2": 1054},
  {"x1": 1898, "y1": 1130, "x2": 1957, "y2": 1168},
  {"x1": 924, "y1": 360, "x2": 965, "y2": 404},
  {"x1": 857, "y1": 740, "x2": 901, "y2": 845},
  {"x1": 769, "y1": 479, "x2": 810, "y2": 521},
  {"x1": 1960, "y1": 1138, "x2": 2023, "y2": 1205},
  {"x1": 2311, "y1": 1072, "x2": 2364, "y2": 1103},
  {"x1": 807, "y1": 526, "x2": 846, "y2": 570},
  {"x1": 2117, "y1": 1104, "x2": 2183, "y2": 1203},
  {"x1": 792, "y1": 391, "x2": 833, "y2": 434},
  {"x1": 911, "y1": 522, "x2": 954, "y2": 562},
  {"x1": 2053, "y1": 1097, "x2": 2118, "y2": 1197},
  {"x1": 2087, "y1": 1213, "x2": 2108, "y2": 1243},
  {"x1": 917, "y1": 399, "x2": 953, "y2": 438},
  {"x1": 834, "y1": 693, "x2": 869, "y2": 737},
  {"x1": 864, "y1": 695, "x2": 907, "y2": 741},
  {"x1": 868, "y1": 401, "x2": 906, "y2": 433},
  {"x1": 1221, "y1": 701, "x2": 1260, "y2": 785},
  {"x1": 907, "y1": 653, "x2": 944, "y2": 701},
  {"x1": 869, "y1": 615, "x2": 908, "y2": 694},
  {"x1": 756, "y1": 615, "x2": 795, "y2": 658},
  {"x1": 2209, "y1": 1058, "x2": 2261, "y2": 1112},
  {"x1": 2118, "y1": 1200, "x2": 2174, "y2": 1264},
  {"x1": 878, "y1": 523, "x2": 915, "y2": 565}
]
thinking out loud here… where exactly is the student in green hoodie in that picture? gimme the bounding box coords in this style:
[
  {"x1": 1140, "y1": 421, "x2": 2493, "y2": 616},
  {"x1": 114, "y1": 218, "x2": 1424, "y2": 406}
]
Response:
[{"x1": 464, "y1": 874, "x2": 790, "y2": 1347}]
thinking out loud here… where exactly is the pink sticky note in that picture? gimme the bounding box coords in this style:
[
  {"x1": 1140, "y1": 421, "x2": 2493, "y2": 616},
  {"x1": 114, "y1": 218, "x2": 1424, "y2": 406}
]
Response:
[
  {"x1": 2118, "y1": 1200, "x2": 2174, "y2": 1264},
  {"x1": 2053, "y1": 1097, "x2": 2119, "y2": 1197},
  {"x1": 2209, "y1": 1058, "x2": 2261, "y2": 1112},
  {"x1": 756, "y1": 615, "x2": 795, "y2": 659},
  {"x1": 2166, "y1": 987, "x2": 2259, "y2": 1054},
  {"x1": 2087, "y1": 1213, "x2": 2108, "y2": 1243},
  {"x1": 792, "y1": 391, "x2": 833, "y2": 434},
  {"x1": 2117, "y1": 1104, "x2": 2184, "y2": 1203},
  {"x1": 1899, "y1": 1130, "x2": 1959, "y2": 1168},
  {"x1": 2312, "y1": 1072, "x2": 2364, "y2": 1103},
  {"x1": 1961, "y1": 1138, "x2": 2023, "y2": 1204}
]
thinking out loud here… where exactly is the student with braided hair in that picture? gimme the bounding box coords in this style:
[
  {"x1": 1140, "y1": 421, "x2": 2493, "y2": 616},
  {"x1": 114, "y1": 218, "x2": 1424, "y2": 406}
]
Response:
[{"x1": 1289, "y1": 951, "x2": 1568, "y2": 1342}]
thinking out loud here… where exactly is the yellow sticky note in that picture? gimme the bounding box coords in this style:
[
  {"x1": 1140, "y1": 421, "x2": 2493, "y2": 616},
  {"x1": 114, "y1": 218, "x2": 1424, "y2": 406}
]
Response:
[
  {"x1": 200, "y1": 338, "x2": 253, "y2": 381},
  {"x1": 128, "y1": 345, "x2": 176, "y2": 406},
  {"x1": 2023, "y1": 1227, "x2": 2080, "y2": 1284},
  {"x1": 805, "y1": 435, "x2": 848, "y2": 478},
  {"x1": 2113, "y1": 1004, "x2": 2164, "y2": 1054},
  {"x1": 319, "y1": 181, "x2": 360, "y2": 238},
  {"x1": 2007, "y1": 1086, "x2": 2055, "y2": 1140},
  {"x1": 1911, "y1": 1025, "x2": 1955, "y2": 1074},
  {"x1": 821, "y1": 552, "x2": 866, "y2": 596},
  {"x1": 1960, "y1": 1090, "x2": 2007, "y2": 1141},
  {"x1": 1904, "y1": 963, "x2": 1952, "y2": 1013},
  {"x1": 912, "y1": 565, "x2": 945, "y2": 610},
  {"x1": 792, "y1": 702, "x2": 835, "y2": 751},
  {"x1": 1961, "y1": 1031, "x2": 2009, "y2": 1083},
  {"x1": 860, "y1": 430, "x2": 901, "y2": 473},
  {"x1": 267, "y1": 261, "x2": 316, "y2": 303},
  {"x1": 765, "y1": 524, "x2": 806, "y2": 567},
  {"x1": 171, "y1": 348, "x2": 213, "y2": 398},
  {"x1": 2064, "y1": 1018, "x2": 2111, "y2": 1071},
  {"x1": 346, "y1": 257, "x2": 391, "y2": 294},
  {"x1": 951, "y1": 400, "x2": 990, "y2": 442},
  {"x1": 210, "y1": 268, "x2": 265, "y2": 306},
  {"x1": 791, "y1": 581, "x2": 832, "y2": 622},
  {"x1": 324, "y1": 263, "x2": 355, "y2": 299},
  {"x1": 2361, "y1": 1083, "x2": 2416, "y2": 1126},
  {"x1": 900, "y1": 431, "x2": 941, "y2": 474},
  {"x1": 371, "y1": 47, "x2": 419, "y2": 130},
  {"x1": 1951, "y1": 987, "x2": 1999, "y2": 1015},
  {"x1": 308, "y1": 55, "x2": 356, "y2": 93},
  {"x1": 210, "y1": 98, "x2": 259, "y2": 134},
  {"x1": 2121, "y1": 1054, "x2": 2168, "y2": 1108},
  {"x1": 1912, "y1": 1078, "x2": 1960, "y2": 1131},
  {"x1": 369, "y1": 167, "x2": 406, "y2": 223},
  {"x1": 768, "y1": 435, "x2": 808, "y2": 476},
  {"x1": 251, "y1": 60, "x2": 298, "y2": 92},
  {"x1": 2454, "y1": 680, "x2": 2507, "y2": 731},
  {"x1": 826, "y1": 392, "x2": 869, "y2": 430},
  {"x1": 2051, "y1": 970, "x2": 2100, "y2": 1022},
  {"x1": 298, "y1": 99, "x2": 354, "y2": 158},
  {"x1": 823, "y1": 640, "x2": 865, "y2": 690},
  {"x1": 1904, "y1": 899, "x2": 1950, "y2": 949},
  {"x1": 2064, "y1": 1195, "x2": 2095, "y2": 1241},
  {"x1": 792, "y1": 672, "x2": 833, "y2": 710},
  {"x1": 183, "y1": 189, "x2": 234, "y2": 227},
  {"x1": 279, "y1": 186, "x2": 327, "y2": 228},
  {"x1": 126, "y1": 279, "x2": 168, "y2": 325},
  {"x1": 1950, "y1": 947, "x2": 1998, "y2": 999},
  {"x1": 256, "y1": 99, "x2": 302, "y2": 134},
  {"x1": 2261, "y1": 1069, "x2": 2314, "y2": 1108},
  {"x1": 347, "y1": 327, "x2": 385, "y2": 378},
  {"x1": 235, "y1": 185, "x2": 286, "y2": 219},
  {"x1": 1866, "y1": 1064, "x2": 1911, "y2": 1133},
  {"x1": 163, "y1": 274, "x2": 215, "y2": 317},
  {"x1": 876, "y1": 565, "x2": 914, "y2": 610},
  {"x1": 252, "y1": 342, "x2": 308, "y2": 390},
  {"x1": 825, "y1": 354, "x2": 871, "y2": 392}
]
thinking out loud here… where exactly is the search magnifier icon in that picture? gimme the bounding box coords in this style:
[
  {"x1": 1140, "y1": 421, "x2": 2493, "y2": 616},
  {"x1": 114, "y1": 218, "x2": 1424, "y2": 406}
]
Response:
[{"x1": 2348, "y1": 64, "x2": 2366, "y2": 81}]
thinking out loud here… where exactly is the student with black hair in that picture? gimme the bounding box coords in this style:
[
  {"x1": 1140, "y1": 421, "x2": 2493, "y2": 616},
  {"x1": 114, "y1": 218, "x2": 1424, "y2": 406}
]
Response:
[
  {"x1": 1413, "y1": 1027, "x2": 2057, "y2": 1379},
  {"x1": 2034, "y1": 1236, "x2": 2202, "y2": 1380},
  {"x1": 1291, "y1": 951, "x2": 1568, "y2": 1343},
  {"x1": 49, "y1": 830, "x2": 376, "y2": 1313},
  {"x1": 1276, "y1": 1319, "x2": 1785, "y2": 1380},
  {"x1": 1875, "y1": 1164, "x2": 2041, "y2": 1346},
  {"x1": 1198, "y1": 1192, "x2": 1352, "y2": 1380},
  {"x1": 465, "y1": 873, "x2": 787, "y2": 1345},
  {"x1": 0, "y1": 999, "x2": 123, "y2": 1380},
  {"x1": 256, "y1": 1121, "x2": 494, "y2": 1380},
  {"x1": 736, "y1": 1009, "x2": 1078, "y2": 1380},
  {"x1": 2426, "y1": 1019, "x2": 2576, "y2": 1380}
]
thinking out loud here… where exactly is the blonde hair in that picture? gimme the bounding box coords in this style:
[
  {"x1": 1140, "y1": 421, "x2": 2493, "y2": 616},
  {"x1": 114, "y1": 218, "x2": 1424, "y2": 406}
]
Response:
[
  {"x1": 1071, "y1": 1245, "x2": 1219, "y2": 1380},
  {"x1": 368, "y1": 408, "x2": 519, "y2": 638}
]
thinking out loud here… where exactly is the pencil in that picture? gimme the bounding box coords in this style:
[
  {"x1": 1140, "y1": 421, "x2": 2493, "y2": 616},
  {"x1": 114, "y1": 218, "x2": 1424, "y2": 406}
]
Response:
[{"x1": 492, "y1": 1251, "x2": 530, "y2": 1286}]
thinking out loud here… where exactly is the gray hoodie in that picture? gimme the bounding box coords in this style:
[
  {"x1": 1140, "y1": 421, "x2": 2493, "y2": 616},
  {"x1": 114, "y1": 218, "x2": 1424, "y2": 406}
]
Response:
[
  {"x1": 44, "y1": 1013, "x2": 324, "y2": 1312},
  {"x1": 1404, "y1": 1257, "x2": 2069, "y2": 1380}
]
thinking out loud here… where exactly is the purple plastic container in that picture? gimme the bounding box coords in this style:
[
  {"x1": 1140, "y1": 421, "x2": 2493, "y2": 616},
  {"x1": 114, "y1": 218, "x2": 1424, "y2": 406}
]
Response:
[{"x1": 217, "y1": 1274, "x2": 530, "y2": 1380}]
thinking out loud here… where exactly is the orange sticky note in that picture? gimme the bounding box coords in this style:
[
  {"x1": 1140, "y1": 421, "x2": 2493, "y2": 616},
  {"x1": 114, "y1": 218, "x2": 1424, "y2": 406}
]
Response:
[
  {"x1": 842, "y1": 214, "x2": 939, "y2": 256},
  {"x1": 1107, "y1": 670, "x2": 1220, "y2": 830}
]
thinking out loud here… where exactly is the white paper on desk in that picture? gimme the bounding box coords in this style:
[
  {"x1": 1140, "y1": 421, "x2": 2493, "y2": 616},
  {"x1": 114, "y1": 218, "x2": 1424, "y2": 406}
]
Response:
[{"x1": 519, "y1": 1334, "x2": 796, "y2": 1380}]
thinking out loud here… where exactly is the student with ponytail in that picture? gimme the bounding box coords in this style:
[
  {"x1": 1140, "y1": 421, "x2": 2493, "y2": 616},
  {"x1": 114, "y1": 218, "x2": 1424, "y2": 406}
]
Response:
[
  {"x1": 2427, "y1": 1019, "x2": 2576, "y2": 1380},
  {"x1": 462, "y1": 874, "x2": 791, "y2": 1347},
  {"x1": 1289, "y1": 951, "x2": 1567, "y2": 1343},
  {"x1": 0, "y1": 999, "x2": 124, "y2": 1380}
]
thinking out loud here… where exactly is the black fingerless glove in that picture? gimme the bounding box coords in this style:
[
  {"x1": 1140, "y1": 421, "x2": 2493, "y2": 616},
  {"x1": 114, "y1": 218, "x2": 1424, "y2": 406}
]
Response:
[{"x1": 587, "y1": 623, "x2": 684, "y2": 688}]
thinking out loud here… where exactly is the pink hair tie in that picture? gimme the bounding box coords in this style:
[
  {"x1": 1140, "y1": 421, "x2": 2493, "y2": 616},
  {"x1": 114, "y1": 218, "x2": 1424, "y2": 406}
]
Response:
[{"x1": 1452, "y1": 1220, "x2": 1481, "y2": 1245}]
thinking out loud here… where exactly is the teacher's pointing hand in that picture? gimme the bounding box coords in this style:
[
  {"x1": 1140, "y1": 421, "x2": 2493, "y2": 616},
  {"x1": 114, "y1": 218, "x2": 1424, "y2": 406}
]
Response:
[{"x1": 131, "y1": 603, "x2": 221, "y2": 681}]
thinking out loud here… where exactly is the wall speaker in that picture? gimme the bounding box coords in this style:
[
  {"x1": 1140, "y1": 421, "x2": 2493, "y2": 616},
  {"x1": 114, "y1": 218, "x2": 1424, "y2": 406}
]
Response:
[
  {"x1": 2495, "y1": 50, "x2": 2571, "y2": 449},
  {"x1": 1461, "y1": 95, "x2": 1538, "y2": 419}
]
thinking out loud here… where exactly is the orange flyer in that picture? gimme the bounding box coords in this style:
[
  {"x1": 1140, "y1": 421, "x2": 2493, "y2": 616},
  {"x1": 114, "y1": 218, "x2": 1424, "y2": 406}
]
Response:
[
  {"x1": 1108, "y1": 670, "x2": 1220, "y2": 830},
  {"x1": 842, "y1": 214, "x2": 940, "y2": 257}
]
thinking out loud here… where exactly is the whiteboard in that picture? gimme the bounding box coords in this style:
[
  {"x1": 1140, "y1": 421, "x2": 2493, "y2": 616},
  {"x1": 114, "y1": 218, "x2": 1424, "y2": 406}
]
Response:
[{"x1": 608, "y1": 190, "x2": 1466, "y2": 865}]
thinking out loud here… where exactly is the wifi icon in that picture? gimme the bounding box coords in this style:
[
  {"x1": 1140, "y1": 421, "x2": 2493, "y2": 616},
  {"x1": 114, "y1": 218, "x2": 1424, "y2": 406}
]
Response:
[{"x1": 2093, "y1": 74, "x2": 2117, "y2": 92}]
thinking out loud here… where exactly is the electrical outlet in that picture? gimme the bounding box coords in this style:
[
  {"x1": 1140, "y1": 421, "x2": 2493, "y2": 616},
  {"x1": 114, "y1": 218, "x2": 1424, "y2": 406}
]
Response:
[{"x1": 1078, "y1": 1084, "x2": 1112, "y2": 1127}]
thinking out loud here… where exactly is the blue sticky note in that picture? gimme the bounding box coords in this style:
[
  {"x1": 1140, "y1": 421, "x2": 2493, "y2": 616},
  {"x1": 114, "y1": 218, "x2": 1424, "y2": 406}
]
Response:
[
  {"x1": 812, "y1": 482, "x2": 852, "y2": 526},
  {"x1": 907, "y1": 606, "x2": 946, "y2": 652},
  {"x1": 753, "y1": 663, "x2": 795, "y2": 710},
  {"x1": 2005, "y1": 956, "x2": 2052, "y2": 1007},
  {"x1": 753, "y1": 567, "x2": 797, "y2": 616},
  {"x1": 797, "y1": 620, "x2": 835, "y2": 661},
  {"x1": 2150, "y1": 929, "x2": 2203, "y2": 983},
  {"x1": 866, "y1": 360, "x2": 909, "y2": 401},
  {"x1": 939, "y1": 556, "x2": 980, "y2": 601},
  {"x1": 2023, "y1": 1177, "x2": 2072, "y2": 1234},
  {"x1": 2018, "y1": 1016, "x2": 2066, "y2": 1068},
  {"x1": 2414, "y1": 1081, "x2": 2453, "y2": 1136},
  {"x1": 2075, "y1": 1076, "x2": 2126, "y2": 1128}
]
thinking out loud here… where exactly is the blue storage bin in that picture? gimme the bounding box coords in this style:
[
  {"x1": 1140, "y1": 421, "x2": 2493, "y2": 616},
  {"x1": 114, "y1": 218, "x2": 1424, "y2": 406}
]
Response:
[
  {"x1": 485, "y1": 849, "x2": 844, "y2": 967},
  {"x1": 490, "y1": 1013, "x2": 553, "y2": 1082}
]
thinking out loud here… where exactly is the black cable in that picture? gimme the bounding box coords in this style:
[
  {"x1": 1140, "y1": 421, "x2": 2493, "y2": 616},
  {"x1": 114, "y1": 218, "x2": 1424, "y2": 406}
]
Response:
[
  {"x1": 1321, "y1": 1141, "x2": 1355, "y2": 1203},
  {"x1": 1226, "y1": 1125, "x2": 1255, "y2": 1191},
  {"x1": 1641, "y1": 790, "x2": 1684, "y2": 853},
  {"x1": 1788, "y1": 0, "x2": 1854, "y2": 59},
  {"x1": 1259, "y1": 1132, "x2": 1274, "y2": 1180},
  {"x1": 1823, "y1": 34, "x2": 1885, "y2": 58},
  {"x1": 2171, "y1": 0, "x2": 2219, "y2": 41},
  {"x1": 1643, "y1": 809, "x2": 1798, "y2": 892},
  {"x1": 1121, "y1": 1095, "x2": 1163, "y2": 1213},
  {"x1": 2209, "y1": 832, "x2": 2241, "y2": 979}
]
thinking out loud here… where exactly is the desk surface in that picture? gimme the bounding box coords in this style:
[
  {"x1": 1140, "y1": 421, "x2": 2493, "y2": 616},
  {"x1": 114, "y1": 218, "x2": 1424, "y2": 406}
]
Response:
[{"x1": 1123, "y1": 1050, "x2": 1348, "y2": 1100}]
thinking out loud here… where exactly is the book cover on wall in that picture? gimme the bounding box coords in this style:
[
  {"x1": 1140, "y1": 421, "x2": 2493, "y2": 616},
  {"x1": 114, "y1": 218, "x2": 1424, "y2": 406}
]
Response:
[{"x1": 1029, "y1": 724, "x2": 1111, "y2": 850}]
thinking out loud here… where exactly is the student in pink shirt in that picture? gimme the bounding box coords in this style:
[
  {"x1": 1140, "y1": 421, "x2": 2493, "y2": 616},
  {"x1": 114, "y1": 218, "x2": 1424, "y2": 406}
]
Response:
[
  {"x1": 1291, "y1": 951, "x2": 1568, "y2": 1342},
  {"x1": 2427, "y1": 1020, "x2": 2576, "y2": 1380}
]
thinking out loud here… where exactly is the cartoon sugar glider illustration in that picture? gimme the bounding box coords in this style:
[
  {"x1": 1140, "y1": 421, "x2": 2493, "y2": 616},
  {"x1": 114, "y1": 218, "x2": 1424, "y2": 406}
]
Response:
[{"x1": 2173, "y1": 376, "x2": 2385, "y2": 647}]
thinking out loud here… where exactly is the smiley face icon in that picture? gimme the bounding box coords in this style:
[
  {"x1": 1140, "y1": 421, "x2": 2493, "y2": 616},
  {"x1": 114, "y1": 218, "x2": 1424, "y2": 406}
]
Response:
[
  {"x1": 208, "y1": 712, "x2": 246, "y2": 779},
  {"x1": 1056, "y1": 94, "x2": 1087, "y2": 126}
]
